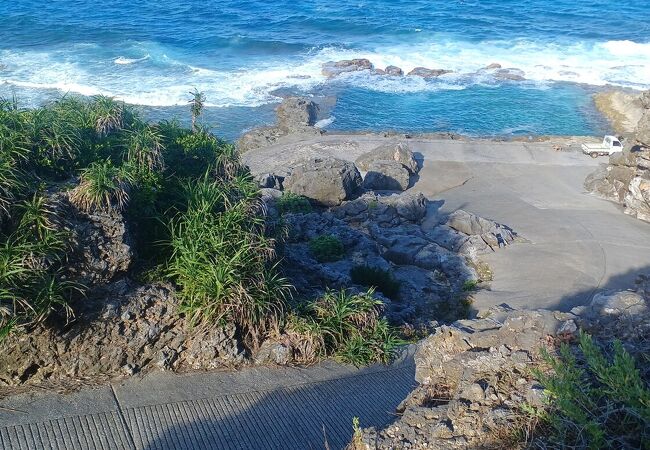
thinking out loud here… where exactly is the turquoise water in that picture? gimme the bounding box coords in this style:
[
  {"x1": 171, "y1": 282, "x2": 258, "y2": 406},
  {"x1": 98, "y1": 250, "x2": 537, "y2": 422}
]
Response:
[{"x1": 1, "y1": 1, "x2": 649, "y2": 138}]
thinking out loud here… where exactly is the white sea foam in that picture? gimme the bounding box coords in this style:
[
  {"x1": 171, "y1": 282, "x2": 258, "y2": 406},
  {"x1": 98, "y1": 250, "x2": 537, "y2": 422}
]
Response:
[
  {"x1": 114, "y1": 55, "x2": 150, "y2": 65},
  {"x1": 314, "y1": 116, "x2": 335, "y2": 129},
  {"x1": 1, "y1": 38, "x2": 649, "y2": 108}
]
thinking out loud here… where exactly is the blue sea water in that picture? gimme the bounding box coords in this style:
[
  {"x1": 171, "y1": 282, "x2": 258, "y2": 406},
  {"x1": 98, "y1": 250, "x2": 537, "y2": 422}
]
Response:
[{"x1": 1, "y1": 1, "x2": 650, "y2": 140}]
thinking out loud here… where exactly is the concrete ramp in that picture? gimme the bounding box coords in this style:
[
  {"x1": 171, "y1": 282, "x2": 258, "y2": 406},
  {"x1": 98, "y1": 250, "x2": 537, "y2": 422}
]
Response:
[{"x1": 0, "y1": 354, "x2": 415, "y2": 450}]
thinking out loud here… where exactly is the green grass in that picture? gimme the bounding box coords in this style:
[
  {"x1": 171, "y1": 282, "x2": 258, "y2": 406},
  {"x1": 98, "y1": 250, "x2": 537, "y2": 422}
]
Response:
[
  {"x1": 309, "y1": 235, "x2": 345, "y2": 262},
  {"x1": 350, "y1": 265, "x2": 401, "y2": 300},
  {"x1": 166, "y1": 171, "x2": 292, "y2": 347},
  {"x1": 287, "y1": 289, "x2": 403, "y2": 366},
  {"x1": 276, "y1": 192, "x2": 312, "y2": 214},
  {"x1": 531, "y1": 332, "x2": 650, "y2": 449}
]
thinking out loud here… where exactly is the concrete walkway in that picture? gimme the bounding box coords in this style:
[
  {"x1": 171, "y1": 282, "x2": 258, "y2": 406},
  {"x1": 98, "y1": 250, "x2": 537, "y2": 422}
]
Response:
[{"x1": 0, "y1": 351, "x2": 415, "y2": 450}]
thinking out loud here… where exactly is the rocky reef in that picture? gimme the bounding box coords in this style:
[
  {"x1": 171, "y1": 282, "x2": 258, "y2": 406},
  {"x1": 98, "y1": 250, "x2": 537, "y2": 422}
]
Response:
[
  {"x1": 585, "y1": 90, "x2": 650, "y2": 222},
  {"x1": 353, "y1": 276, "x2": 650, "y2": 449}
]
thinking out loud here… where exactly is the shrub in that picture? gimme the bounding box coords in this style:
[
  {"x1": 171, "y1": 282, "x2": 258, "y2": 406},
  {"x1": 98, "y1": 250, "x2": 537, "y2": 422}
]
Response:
[
  {"x1": 276, "y1": 192, "x2": 312, "y2": 214},
  {"x1": 287, "y1": 289, "x2": 403, "y2": 366},
  {"x1": 350, "y1": 265, "x2": 401, "y2": 300},
  {"x1": 166, "y1": 173, "x2": 292, "y2": 346},
  {"x1": 309, "y1": 235, "x2": 345, "y2": 262},
  {"x1": 69, "y1": 160, "x2": 131, "y2": 212},
  {"x1": 533, "y1": 332, "x2": 650, "y2": 449},
  {"x1": 126, "y1": 124, "x2": 165, "y2": 173},
  {"x1": 462, "y1": 279, "x2": 478, "y2": 291}
]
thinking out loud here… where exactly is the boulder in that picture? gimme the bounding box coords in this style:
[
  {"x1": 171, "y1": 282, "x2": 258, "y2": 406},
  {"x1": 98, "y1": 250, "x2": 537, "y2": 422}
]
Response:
[
  {"x1": 624, "y1": 176, "x2": 650, "y2": 222},
  {"x1": 587, "y1": 290, "x2": 648, "y2": 318},
  {"x1": 275, "y1": 97, "x2": 318, "y2": 132},
  {"x1": 493, "y1": 68, "x2": 526, "y2": 81},
  {"x1": 322, "y1": 59, "x2": 374, "y2": 78},
  {"x1": 363, "y1": 160, "x2": 411, "y2": 191},
  {"x1": 237, "y1": 97, "x2": 321, "y2": 153},
  {"x1": 484, "y1": 63, "x2": 502, "y2": 70},
  {"x1": 283, "y1": 157, "x2": 362, "y2": 206},
  {"x1": 385, "y1": 65, "x2": 404, "y2": 76},
  {"x1": 355, "y1": 142, "x2": 419, "y2": 174},
  {"x1": 383, "y1": 191, "x2": 428, "y2": 222},
  {"x1": 407, "y1": 67, "x2": 452, "y2": 78},
  {"x1": 445, "y1": 209, "x2": 518, "y2": 251}
]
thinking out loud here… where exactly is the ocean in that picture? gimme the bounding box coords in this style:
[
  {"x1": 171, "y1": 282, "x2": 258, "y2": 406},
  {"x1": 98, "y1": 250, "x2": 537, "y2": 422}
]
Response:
[{"x1": 1, "y1": 0, "x2": 649, "y2": 140}]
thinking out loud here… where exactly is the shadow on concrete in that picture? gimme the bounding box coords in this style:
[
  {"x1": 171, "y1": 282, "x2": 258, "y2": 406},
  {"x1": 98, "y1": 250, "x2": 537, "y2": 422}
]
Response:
[
  {"x1": 550, "y1": 265, "x2": 649, "y2": 313},
  {"x1": 139, "y1": 362, "x2": 416, "y2": 450}
]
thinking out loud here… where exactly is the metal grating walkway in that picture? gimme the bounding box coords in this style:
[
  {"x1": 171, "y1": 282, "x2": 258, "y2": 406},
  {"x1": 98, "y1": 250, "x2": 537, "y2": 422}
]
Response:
[{"x1": 0, "y1": 354, "x2": 415, "y2": 449}]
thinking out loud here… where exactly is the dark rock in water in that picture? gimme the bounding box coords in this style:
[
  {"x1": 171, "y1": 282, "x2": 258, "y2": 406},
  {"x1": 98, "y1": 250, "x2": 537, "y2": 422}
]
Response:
[
  {"x1": 484, "y1": 62, "x2": 502, "y2": 70},
  {"x1": 355, "y1": 142, "x2": 419, "y2": 175},
  {"x1": 321, "y1": 58, "x2": 374, "y2": 78},
  {"x1": 50, "y1": 191, "x2": 133, "y2": 287},
  {"x1": 385, "y1": 65, "x2": 404, "y2": 76},
  {"x1": 493, "y1": 68, "x2": 526, "y2": 81},
  {"x1": 407, "y1": 67, "x2": 452, "y2": 78},
  {"x1": 237, "y1": 96, "x2": 322, "y2": 153},
  {"x1": 363, "y1": 161, "x2": 411, "y2": 191},
  {"x1": 283, "y1": 157, "x2": 362, "y2": 206}
]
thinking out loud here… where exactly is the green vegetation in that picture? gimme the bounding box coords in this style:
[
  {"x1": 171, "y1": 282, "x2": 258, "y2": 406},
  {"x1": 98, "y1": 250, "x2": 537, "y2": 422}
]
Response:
[
  {"x1": 350, "y1": 265, "x2": 401, "y2": 300},
  {"x1": 0, "y1": 93, "x2": 403, "y2": 370},
  {"x1": 309, "y1": 235, "x2": 345, "y2": 262},
  {"x1": 461, "y1": 279, "x2": 478, "y2": 292},
  {"x1": 287, "y1": 289, "x2": 403, "y2": 366},
  {"x1": 276, "y1": 192, "x2": 312, "y2": 214},
  {"x1": 531, "y1": 332, "x2": 650, "y2": 449}
]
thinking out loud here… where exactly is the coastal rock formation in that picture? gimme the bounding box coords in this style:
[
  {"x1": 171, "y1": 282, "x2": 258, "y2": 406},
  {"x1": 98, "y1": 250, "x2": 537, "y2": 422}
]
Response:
[
  {"x1": 50, "y1": 191, "x2": 134, "y2": 286},
  {"x1": 0, "y1": 282, "x2": 244, "y2": 387},
  {"x1": 353, "y1": 278, "x2": 650, "y2": 449},
  {"x1": 322, "y1": 59, "x2": 374, "y2": 78},
  {"x1": 355, "y1": 142, "x2": 419, "y2": 175},
  {"x1": 363, "y1": 160, "x2": 411, "y2": 191},
  {"x1": 384, "y1": 65, "x2": 404, "y2": 76},
  {"x1": 593, "y1": 90, "x2": 645, "y2": 134},
  {"x1": 493, "y1": 68, "x2": 526, "y2": 81},
  {"x1": 407, "y1": 67, "x2": 452, "y2": 78},
  {"x1": 266, "y1": 190, "x2": 521, "y2": 330},
  {"x1": 356, "y1": 142, "x2": 420, "y2": 192},
  {"x1": 237, "y1": 97, "x2": 322, "y2": 153},
  {"x1": 283, "y1": 157, "x2": 363, "y2": 206},
  {"x1": 585, "y1": 89, "x2": 650, "y2": 222}
]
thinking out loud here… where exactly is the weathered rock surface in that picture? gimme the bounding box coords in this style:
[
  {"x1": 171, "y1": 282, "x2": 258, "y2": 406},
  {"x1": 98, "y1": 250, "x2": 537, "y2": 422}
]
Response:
[
  {"x1": 322, "y1": 59, "x2": 374, "y2": 78},
  {"x1": 384, "y1": 65, "x2": 404, "y2": 76},
  {"x1": 283, "y1": 157, "x2": 363, "y2": 206},
  {"x1": 237, "y1": 97, "x2": 321, "y2": 153},
  {"x1": 354, "y1": 278, "x2": 650, "y2": 449},
  {"x1": 407, "y1": 67, "x2": 452, "y2": 78},
  {"x1": 51, "y1": 191, "x2": 133, "y2": 286},
  {"x1": 0, "y1": 282, "x2": 244, "y2": 387},
  {"x1": 493, "y1": 68, "x2": 526, "y2": 81},
  {"x1": 355, "y1": 142, "x2": 419, "y2": 175},
  {"x1": 363, "y1": 160, "x2": 411, "y2": 191}
]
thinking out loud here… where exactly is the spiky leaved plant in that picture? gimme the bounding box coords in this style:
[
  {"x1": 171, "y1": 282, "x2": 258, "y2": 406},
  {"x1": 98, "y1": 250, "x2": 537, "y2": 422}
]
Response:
[
  {"x1": 69, "y1": 160, "x2": 131, "y2": 212},
  {"x1": 126, "y1": 124, "x2": 165, "y2": 173},
  {"x1": 90, "y1": 95, "x2": 125, "y2": 136}
]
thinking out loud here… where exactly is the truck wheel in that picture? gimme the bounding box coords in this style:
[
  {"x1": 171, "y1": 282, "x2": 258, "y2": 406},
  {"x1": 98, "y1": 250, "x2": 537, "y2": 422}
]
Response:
[{"x1": 590, "y1": 152, "x2": 599, "y2": 158}]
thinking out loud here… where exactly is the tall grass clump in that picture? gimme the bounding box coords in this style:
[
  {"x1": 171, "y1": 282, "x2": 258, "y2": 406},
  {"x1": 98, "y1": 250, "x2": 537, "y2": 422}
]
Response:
[
  {"x1": 166, "y1": 172, "x2": 292, "y2": 347},
  {"x1": 531, "y1": 332, "x2": 650, "y2": 449},
  {"x1": 287, "y1": 289, "x2": 403, "y2": 366},
  {"x1": 69, "y1": 160, "x2": 131, "y2": 212}
]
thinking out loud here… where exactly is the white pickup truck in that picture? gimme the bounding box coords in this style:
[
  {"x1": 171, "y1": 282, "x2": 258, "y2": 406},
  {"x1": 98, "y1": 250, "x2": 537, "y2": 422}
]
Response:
[{"x1": 581, "y1": 135, "x2": 623, "y2": 158}]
